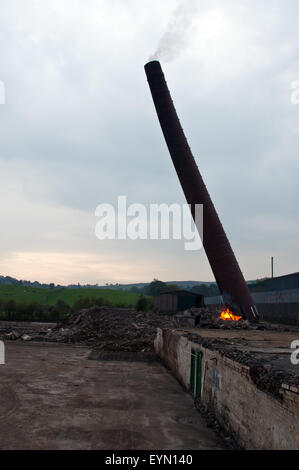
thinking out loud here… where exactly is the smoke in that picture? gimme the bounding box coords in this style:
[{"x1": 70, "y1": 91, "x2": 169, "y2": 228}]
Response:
[{"x1": 149, "y1": 0, "x2": 201, "y2": 62}]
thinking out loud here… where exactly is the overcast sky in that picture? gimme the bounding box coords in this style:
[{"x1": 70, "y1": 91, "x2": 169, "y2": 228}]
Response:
[{"x1": 0, "y1": 0, "x2": 298, "y2": 285}]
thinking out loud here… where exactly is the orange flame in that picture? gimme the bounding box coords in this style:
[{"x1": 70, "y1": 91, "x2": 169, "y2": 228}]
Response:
[{"x1": 218, "y1": 308, "x2": 242, "y2": 322}]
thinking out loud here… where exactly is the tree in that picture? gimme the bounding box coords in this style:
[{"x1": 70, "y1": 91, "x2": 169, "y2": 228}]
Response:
[
  {"x1": 130, "y1": 286, "x2": 141, "y2": 294},
  {"x1": 162, "y1": 284, "x2": 179, "y2": 293},
  {"x1": 95, "y1": 297, "x2": 105, "y2": 307},
  {"x1": 51, "y1": 300, "x2": 70, "y2": 321},
  {"x1": 136, "y1": 295, "x2": 148, "y2": 311},
  {"x1": 4, "y1": 299, "x2": 17, "y2": 320},
  {"x1": 16, "y1": 302, "x2": 30, "y2": 321},
  {"x1": 146, "y1": 279, "x2": 166, "y2": 296},
  {"x1": 71, "y1": 296, "x2": 93, "y2": 313}
]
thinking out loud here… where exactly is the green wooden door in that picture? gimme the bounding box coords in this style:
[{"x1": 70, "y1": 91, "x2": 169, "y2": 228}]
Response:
[{"x1": 190, "y1": 348, "x2": 202, "y2": 397}]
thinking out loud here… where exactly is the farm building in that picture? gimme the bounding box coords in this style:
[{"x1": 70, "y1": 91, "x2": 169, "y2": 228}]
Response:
[{"x1": 154, "y1": 290, "x2": 204, "y2": 313}]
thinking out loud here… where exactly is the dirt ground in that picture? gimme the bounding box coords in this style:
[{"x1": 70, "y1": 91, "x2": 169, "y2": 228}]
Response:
[{"x1": 0, "y1": 342, "x2": 225, "y2": 450}]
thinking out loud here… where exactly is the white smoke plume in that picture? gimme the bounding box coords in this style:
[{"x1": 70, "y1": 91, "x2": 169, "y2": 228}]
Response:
[{"x1": 149, "y1": 0, "x2": 201, "y2": 62}]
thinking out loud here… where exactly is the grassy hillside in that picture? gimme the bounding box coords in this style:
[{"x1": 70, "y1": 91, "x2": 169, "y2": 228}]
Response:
[{"x1": 0, "y1": 285, "x2": 143, "y2": 308}]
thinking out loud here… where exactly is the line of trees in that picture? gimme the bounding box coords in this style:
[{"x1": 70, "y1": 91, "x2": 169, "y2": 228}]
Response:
[
  {"x1": 0, "y1": 297, "x2": 118, "y2": 322},
  {"x1": 0, "y1": 299, "x2": 68, "y2": 322},
  {"x1": 130, "y1": 279, "x2": 180, "y2": 296},
  {"x1": 0, "y1": 294, "x2": 153, "y2": 322},
  {"x1": 130, "y1": 278, "x2": 221, "y2": 297}
]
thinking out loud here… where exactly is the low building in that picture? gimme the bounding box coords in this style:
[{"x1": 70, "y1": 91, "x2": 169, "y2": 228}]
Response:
[{"x1": 154, "y1": 290, "x2": 204, "y2": 313}]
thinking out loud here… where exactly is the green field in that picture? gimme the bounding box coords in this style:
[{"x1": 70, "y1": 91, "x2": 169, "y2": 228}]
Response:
[{"x1": 0, "y1": 285, "x2": 144, "y2": 308}]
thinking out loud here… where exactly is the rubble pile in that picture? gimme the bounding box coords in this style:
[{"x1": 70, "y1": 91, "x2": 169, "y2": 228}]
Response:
[
  {"x1": 183, "y1": 308, "x2": 251, "y2": 329},
  {"x1": 0, "y1": 306, "x2": 176, "y2": 352},
  {"x1": 182, "y1": 307, "x2": 290, "y2": 331},
  {"x1": 249, "y1": 365, "x2": 298, "y2": 399},
  {"x1": 47, "y1": 306, "x2": 176, "y2": 352},
  {"x1": 0, "y1": 325, "x2": 50, "y2": 342}
]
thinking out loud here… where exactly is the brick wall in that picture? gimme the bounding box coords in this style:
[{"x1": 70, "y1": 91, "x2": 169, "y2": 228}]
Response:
[{"x1": 155, "y1": 328, "x2": 299, "y2": 450}]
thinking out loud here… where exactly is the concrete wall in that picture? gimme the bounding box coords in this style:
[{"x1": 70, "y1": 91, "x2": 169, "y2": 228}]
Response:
[{"x1": 155, "y1": 329, "x2": 299, "y2": 450}]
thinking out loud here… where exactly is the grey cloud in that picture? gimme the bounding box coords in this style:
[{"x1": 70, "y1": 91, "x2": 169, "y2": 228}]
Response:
[{"x1": 0, "y1": 0, "x2": 298, "y2": 283}]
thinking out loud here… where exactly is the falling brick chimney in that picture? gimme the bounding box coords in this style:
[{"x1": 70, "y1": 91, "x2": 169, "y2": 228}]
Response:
[{"x1": 145, "y1": 60, "x2": 259, "y2": 322}]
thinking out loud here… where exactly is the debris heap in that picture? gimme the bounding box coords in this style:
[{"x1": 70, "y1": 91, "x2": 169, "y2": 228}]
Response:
[
  {"x1": 0, "y1": 306, "x2": 176, "y2": 352},
  {"x1": 179, "y1": 308, "x2": 282, "y2": 330},
  {"x1": 176, "y1": 307, "x2": 251, "y2": 329},
  {"x1": 46, "y1": 306, "x2": 176, "y2": 352}
]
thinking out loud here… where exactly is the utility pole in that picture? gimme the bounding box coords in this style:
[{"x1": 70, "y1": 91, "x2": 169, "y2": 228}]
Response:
[{"x1": 271, "y1": 256, "x2": 274, "y2": 279}]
